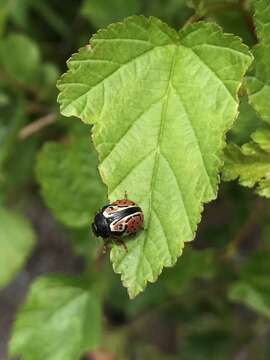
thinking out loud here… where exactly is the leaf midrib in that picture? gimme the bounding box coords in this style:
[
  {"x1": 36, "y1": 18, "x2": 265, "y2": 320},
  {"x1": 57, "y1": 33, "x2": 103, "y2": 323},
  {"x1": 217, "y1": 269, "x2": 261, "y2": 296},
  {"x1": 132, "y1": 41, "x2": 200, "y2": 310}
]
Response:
[{"x1": 134, "y1": 47, "x2": 179, "y2": 282}]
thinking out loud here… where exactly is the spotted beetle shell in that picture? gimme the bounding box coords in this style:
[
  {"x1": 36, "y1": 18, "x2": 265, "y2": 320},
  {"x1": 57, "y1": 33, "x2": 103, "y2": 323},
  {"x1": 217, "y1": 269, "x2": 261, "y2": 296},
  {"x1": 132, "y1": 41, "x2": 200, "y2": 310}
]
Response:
[{"x1": 102, "y1": 199, "x2": 144, "y2": 236}]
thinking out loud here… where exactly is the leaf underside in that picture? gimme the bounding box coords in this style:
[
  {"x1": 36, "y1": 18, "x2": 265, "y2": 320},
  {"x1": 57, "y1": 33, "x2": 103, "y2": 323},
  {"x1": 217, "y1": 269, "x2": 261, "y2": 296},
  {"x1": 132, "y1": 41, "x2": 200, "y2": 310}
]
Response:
[{"x1": 58, "y1": 16, "x2": 252, "y2": 297}]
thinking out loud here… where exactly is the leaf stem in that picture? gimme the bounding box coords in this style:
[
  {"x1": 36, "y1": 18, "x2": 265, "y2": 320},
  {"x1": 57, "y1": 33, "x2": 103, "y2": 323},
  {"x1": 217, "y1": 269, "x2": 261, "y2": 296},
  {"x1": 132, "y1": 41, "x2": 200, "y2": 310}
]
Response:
[{"x1": 18, "y1": 112, "x2": 57, "y2": 140}]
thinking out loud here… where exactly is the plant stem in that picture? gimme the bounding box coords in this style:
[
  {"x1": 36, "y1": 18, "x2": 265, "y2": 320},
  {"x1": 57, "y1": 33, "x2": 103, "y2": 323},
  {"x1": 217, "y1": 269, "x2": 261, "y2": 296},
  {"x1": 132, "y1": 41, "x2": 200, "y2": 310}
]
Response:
[{"x1": 18, "y1": 112, "x2": 57, "y2": 140}]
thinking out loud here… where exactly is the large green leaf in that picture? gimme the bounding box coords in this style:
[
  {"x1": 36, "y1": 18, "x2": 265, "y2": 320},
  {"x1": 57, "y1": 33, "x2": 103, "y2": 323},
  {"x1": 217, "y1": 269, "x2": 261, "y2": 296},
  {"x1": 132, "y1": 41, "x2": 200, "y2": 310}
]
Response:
[
  {"x1": 223, "y1": 128, "x2": 270, "y2": 197},
  {"x1": 228, "y1": 252, "x2": 270, "y2": 318},
  {"x1": 9, "y1": 276, "x2": 101, "y2": 360},
  {"x1": 0, "y1": 207, "x2": 35, "y2": 288},
  {"x1": 58, "y1": 16, "x2": 252, "y2": 297},
  {"x1": 36, "y1": 136, "x2": 106, "y2": 228},
  {"x1": 246, "y1": 0, "x2": 270, "y2": 123}
]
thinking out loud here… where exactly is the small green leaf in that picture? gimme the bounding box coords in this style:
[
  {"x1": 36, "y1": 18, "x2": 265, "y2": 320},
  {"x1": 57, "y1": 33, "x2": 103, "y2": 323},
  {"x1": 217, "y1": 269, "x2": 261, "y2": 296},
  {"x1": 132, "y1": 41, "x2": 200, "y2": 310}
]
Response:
[
  {"x1": 9, "y1": 276, "x2": 101, "y2": 360},
  {"x1": 228, "y1": 96, "x2": 263, "y2": 145},
  {"x1": 36, "y1": 136, "x2": 106, "y2": 228},
  {"x1": 254, "y1": 0, "x2": 270, "y2": 45},
  {"x1": 223, "y1": 128, "x2": 270, "y2": 197},
  {"x1": 246, "y1": 44, "x2": 270, "y2": 123},
  {"x1": 246, "y1": 0, "x2": 270, "y2": 123},
  {"x1": 0, "y1": 34, "x2": 40, "y2": 84},
  {"x1": 0, "y1": 207, "x2": 35, "y2": 288},
  {"x1": 228, "y1": 252, "x2": 270, "y2": 318},
  {"x1": 229, "y1": 282, "x2": 270, "y2": 318},
  {"x1": 58, "y1": 17, "x2": 252, "y2": 297},
  {"x1": 0, "y1": 33, "x2": 59, "y2": 96}
]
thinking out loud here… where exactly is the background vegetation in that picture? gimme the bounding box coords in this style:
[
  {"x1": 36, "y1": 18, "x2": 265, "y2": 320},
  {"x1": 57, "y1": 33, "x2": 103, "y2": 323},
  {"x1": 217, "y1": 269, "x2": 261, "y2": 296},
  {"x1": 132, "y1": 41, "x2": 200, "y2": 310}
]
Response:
[{"x1": 1, "y1": 0, "x2": 270, "y2": 359}]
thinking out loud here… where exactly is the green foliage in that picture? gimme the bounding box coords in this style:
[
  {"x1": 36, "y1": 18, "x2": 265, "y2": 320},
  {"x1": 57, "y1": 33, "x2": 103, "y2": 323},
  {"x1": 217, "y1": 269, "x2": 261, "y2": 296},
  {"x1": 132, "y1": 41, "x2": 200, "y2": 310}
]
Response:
[
  {"x1": 58, "y1": 16, "x2": 252, "y2": 297},
  {"x1": 0, "y1": 99, "x2": 25, "y2": 188},
  {"x1": 9, "y1": 276, "x2": 101, "y2": 360},
  {"x1": 81, "y1": 0, "x2": 140, "y2": 28},
  {"x1": 160, "y1": 248, "x2": 217, "y2": 294},
  {"x1": 0, "y1": 33, "x2": 59, "y2": 98},
  {"x1": 228, "y1": 96, "x2": 263, "y2": 145},
  {"x1": 246, "y1": 44, "x2": 270, "y2": 123},
  {"x1": 36, "y1": 135, "x2": 106, "y2": 228},
  {"x1": 229, "y1": 252, "x2": 270, "y2": 318},
  {"x1": 254, "y1": 0, "x2": 270, "y2": 44},
  {"x1": 0, "y1": 0, "x2": 30, "y2": 32},
  {"x1": 223, "y1": 128, "x2": 270, "y2": 197},
  {"x1": 81, "y1": 0, "x2": 192, "y2": 29},
  {"x1": 0, "y1": 207, "x2": 35, "y2": 288},
  {"x1": 2, "y1": 1, "x2": 270, "y2": 359},
  {"x1": 246, "y1": 0, "x2": 270, "y2": 123}
]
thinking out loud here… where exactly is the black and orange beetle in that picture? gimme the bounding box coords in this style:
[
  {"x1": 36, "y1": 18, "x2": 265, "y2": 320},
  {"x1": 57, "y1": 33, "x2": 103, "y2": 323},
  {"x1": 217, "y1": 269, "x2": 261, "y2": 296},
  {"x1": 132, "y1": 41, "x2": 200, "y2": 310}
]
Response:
[{"x1": 92, "y1": 193, "x2": 144, "y2": 251}]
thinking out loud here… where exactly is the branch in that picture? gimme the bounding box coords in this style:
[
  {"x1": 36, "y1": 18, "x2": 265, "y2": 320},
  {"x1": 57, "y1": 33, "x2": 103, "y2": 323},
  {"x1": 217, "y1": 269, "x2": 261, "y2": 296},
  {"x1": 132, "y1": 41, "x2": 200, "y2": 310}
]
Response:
[{"x1": 18, "y1": 113, "x2": 57, "y2": 140}]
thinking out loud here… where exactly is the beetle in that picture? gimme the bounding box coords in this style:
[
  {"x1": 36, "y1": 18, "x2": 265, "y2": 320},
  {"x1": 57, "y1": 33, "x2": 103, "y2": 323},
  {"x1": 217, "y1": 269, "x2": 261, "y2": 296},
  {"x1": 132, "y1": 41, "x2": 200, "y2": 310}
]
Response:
[{"x1": 92, "y1": 193, "x2": 144, "y2": 252}]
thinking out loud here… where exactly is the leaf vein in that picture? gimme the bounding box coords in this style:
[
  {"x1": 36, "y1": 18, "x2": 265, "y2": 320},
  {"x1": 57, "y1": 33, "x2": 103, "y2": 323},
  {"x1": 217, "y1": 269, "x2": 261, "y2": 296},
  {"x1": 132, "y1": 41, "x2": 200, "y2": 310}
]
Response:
[{"x1": 170, "y1": 82, "x2": 215, "y2": 195}]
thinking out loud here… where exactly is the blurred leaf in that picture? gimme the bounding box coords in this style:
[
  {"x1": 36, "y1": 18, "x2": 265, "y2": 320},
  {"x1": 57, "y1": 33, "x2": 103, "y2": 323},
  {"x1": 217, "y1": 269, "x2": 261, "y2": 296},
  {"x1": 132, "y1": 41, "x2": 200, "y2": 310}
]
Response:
[
  {"x1": 191, "y1": 0, "x2": 238, "y2": 16},
  {"x1": 58, "y1": 16, "x2": 252, "y2": 298},
  {"x1": 9, "y1": 276, "x2": 101, "y2": 360},
  {"x1": 229, "y1": 252, "x2": 270, "y2": 318},
  {"x1": 5, "y1": 137, "x2": 39, "y2": 193},
  {"x1": 0, "y1": 34, "x2": 40, "y2": 84},
  {"x1": 36, "y1": 136, "x2": 106, "y2": 227},
  {"x1": 246, "y1": 0, "x2": 270, "y2": 123},
  {"x1": 160, "y1": 248, "x2": 217, "y2": 294},
  {"x1": 0, "y1": 99, "x2": 26, "y2": 195},
  {"x1": 81, "y1": 0, "x2": 140, "y2": 28},
  {"x1": 229, "y1": 282, "x2": 270, "y2": 318},
  {"x1": 246, "y1": 44, "x2": 270, "y2": 123},
  {"x1": 0, "y1": 207, "x2": 35, "y2": 288},
  {"x1": 0, "y1": 33, "x2": 59, "y2": 96},
  {"x1": 190, "y1": 0, "x2": 256, "y2": 45},
  {"x1": 223, "y1": 128, "x2": 270, "y2": 197},
  {"x1": 67, "y1": 226, "x2": 100, "y2": 260},
  {"x1": 0, "y1": 99, "x2": 24, "y2": 166},
  {"x1": 254, "y1": 0, "x2": 270, "y2": 44},
  {"x1": 181, "y1": 330, "x2": 234, "y2": 360},
  {"x1": 229, "y1": 96, "x2": 263, "y2": 145},
  {"x1": 0, "y1": 0, "x2": 30, "y2": 33},
  {"x1": 143, "y1": 0, "x2": 192, "y2": 27},
  {"x1": 106, "y1": 248, "x2": 218, "y2": 320}
]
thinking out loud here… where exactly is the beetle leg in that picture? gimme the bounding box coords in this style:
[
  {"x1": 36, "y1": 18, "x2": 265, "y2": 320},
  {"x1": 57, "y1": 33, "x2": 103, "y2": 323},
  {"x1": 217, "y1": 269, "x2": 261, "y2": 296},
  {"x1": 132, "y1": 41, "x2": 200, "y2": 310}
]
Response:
[
  {"x1": 94, "y1": 244, "x2": 107, "y2": 271},
  {"x1": 113, "y1": 237, "x2": 128, "y2": 253},
  {"x1": 124, "y1": 190, "x2": 128, "y2": 199},
  {"x1": 102, "y1": 243, "x2": 107, "y2": 254}
]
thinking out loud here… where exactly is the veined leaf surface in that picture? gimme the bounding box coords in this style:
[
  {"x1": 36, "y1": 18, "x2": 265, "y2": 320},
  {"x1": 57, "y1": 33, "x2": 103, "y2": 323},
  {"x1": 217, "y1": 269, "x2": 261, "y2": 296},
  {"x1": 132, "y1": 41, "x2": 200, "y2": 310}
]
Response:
[{"x1": 58, "y1": 16, "x2": 252, "y2": 297}]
